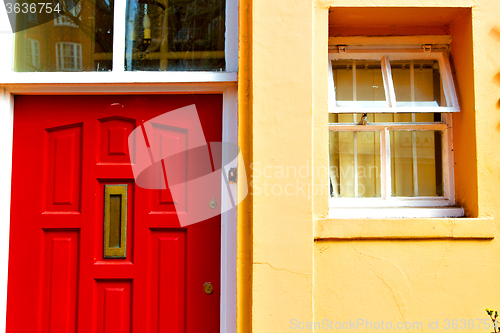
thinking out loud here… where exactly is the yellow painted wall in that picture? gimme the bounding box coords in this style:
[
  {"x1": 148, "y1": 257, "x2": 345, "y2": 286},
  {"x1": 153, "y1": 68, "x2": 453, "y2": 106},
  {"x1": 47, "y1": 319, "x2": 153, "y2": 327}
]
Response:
[{"x1": 238, "y1": 0, "x2": 500, "y2": 331}]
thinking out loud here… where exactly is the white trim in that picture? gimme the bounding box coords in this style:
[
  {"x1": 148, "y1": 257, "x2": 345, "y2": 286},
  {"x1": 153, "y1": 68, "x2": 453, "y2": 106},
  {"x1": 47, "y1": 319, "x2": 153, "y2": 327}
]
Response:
[
  {"x1": 329, "y1": 106, "x2": 458, "y2": 113},
  {"x1": 113, "y1": 0, "x2": 127, "y2": 72},
  {"x1": 335, "y1": 101, "x2": 441, "y2": 108},
  {"x1": 353, "y1": 132, "x2": 358, "y2": 197},
  {"x1": 0, "y1": 84, "x2": 238, "y2": 333},
  {"x1": 329, "y1": 123, "x2": 447, "y2": 131},
  {"x1": 220, "y1": 86, "x2": 237, "y2": 333},
  {"x1": 0, "y1": 88, "x2": 13, "y2": 333},
  {"x1": 329, "y1": 207, "x2": 464, "y2": 219},
  {"x1": 225, "y1": 0, "x2": 239, "y2": 72},
  {"x1": 443, "y1": 113, "x2": 455, "y2": 203},
  {"x1": 381, "y1": 128, "x2": 390, "y2": 199},
  {"x1": 329, "y1": 197, "x2": 456, "y2": 208},
  {"x1": 381, "y1": 56, "x2": 396, "y2": 107},
  {"x1": 328, "y1": 56, "x2": 336, "y2": 113},
  {"x1": 0, "y1": 72, "x2": 238, "y2": 84}
]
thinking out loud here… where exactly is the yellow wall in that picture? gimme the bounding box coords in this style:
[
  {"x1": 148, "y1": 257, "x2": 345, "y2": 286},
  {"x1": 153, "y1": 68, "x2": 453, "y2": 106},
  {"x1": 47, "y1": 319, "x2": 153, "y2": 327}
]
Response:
[{"x1": 238, "y1": 0, "x2": 500, "y2": 332}]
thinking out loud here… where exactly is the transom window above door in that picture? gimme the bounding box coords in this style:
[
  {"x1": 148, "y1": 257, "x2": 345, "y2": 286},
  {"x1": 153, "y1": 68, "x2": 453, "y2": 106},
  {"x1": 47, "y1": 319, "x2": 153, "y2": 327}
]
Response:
[
  {"x1": 14, "y1": 0, "x2": 226, "y2": 72},
  {"x1": 328, "y1": 43, "x2": 463, "y2": 216}
]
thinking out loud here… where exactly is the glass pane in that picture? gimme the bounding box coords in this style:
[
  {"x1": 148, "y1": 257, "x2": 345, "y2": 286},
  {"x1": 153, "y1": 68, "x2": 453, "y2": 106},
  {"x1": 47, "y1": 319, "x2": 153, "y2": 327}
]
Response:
[
  {"x1": 390, "y1": 130, "x2": 444, "y2": 197},
  {"x1": 329, "y1": 113, "x2": 443, "y2": 123},
  {"x1": 329, "y1": 131, "x2": 381, "y2": 198},
  {"x1": 15, "y1": 0, "x2": 114, "y2": 72},
  {"x1": 332, "y1": 60, "x2": 387, "y2": 108},
  {"x1": 391, "y1": 60, "x2": 447, "y2": 107},
  {"x1": 125, "y1": 0, "x2": 225, "y2": 71}
]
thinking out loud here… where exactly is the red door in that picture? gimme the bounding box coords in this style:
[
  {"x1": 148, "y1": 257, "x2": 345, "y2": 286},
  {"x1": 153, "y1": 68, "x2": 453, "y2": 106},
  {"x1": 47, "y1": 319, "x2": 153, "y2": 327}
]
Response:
[{"x1": 7, "y1": 95, "x2": 222, "y2": 333}]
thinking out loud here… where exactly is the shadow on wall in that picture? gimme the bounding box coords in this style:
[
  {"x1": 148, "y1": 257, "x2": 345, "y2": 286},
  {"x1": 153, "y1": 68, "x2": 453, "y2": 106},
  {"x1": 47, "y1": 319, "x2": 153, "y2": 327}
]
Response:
[
  {"x1": 492, "y1": 27, "x2": 500, "y2": 85},
  {"x1": 491, "y1": 28, "x2": 500, "y2": 128}
]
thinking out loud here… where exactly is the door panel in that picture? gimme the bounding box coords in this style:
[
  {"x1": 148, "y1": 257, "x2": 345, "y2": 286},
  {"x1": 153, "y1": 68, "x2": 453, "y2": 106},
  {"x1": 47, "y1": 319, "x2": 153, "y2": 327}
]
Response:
[
  {"x1": 41, "y1": 230, "x2": 80, "y2": 333},
  {"x1": 44, "y1": 123, "x2": 83, "y2": 213},
  {"x1": 7, "y1": 95, "x2": 222, "y2": 333}
]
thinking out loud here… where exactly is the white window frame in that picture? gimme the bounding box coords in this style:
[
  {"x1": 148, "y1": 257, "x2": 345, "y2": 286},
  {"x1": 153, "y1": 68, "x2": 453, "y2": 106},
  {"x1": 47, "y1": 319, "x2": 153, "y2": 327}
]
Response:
[
  {"x1": 56, "y1": 42, "x2": 82, "y2": 71},
  {"x1": 328, "y1": 41, "x2": 463, "y2": 218},
  {"x1": 54, "y1": 14, "x2": 77, "y2": 27},
  {"x1": 0, "y1": 0, "x2": 239, "y2": 332}
]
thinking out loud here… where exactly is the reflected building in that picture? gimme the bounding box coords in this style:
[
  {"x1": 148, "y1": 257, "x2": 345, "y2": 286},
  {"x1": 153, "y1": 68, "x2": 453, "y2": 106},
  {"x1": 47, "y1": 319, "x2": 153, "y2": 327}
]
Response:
[{"x1": 15, "y1": 0, "x2": 225, "y2": 72}]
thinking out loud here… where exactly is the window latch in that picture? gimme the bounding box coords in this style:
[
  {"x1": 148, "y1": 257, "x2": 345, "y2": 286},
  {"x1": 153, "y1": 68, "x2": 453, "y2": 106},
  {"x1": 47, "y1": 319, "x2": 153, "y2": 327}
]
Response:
[
  {"x1": 358, "y1": 113, "x2": 368, "y2": 125},
  {"x1": 338, "y1": 45, "x2": 347, "y2": 53},
  {"x1": 423, "y1": 44, "x2": 432, "y2": 53}
]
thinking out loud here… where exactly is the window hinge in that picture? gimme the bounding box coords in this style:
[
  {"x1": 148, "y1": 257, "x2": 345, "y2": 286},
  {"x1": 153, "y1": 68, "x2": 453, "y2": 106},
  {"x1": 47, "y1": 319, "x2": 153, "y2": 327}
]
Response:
[
  {"x1": 338, "y1": 45, "x2": 347, "y2": 53},
  {"x1": 423, "y1": 44, "x2": 432, "y2": 53}
]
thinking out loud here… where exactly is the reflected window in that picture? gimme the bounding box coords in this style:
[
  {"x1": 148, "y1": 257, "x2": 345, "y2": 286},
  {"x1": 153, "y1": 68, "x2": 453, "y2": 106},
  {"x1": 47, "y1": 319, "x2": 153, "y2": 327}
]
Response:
[
  {"x1": 15, "y1": 0, "x2": 114, "y2": 72},
  {"x1": 26, "y1": 38, "x2": 40, "y2": 69},
  {"x1": 54, "y1": 0, "x2": 80, "y2": 27},
  {"x1": 125, "y1": 0, "x2": 225, "y2": 71},
  {"x1": 56, "y1": 42, "x2": 82, "y2": 71},
  {"x1": 14, "y1": 0, "x2": 227, "y2": 72}
]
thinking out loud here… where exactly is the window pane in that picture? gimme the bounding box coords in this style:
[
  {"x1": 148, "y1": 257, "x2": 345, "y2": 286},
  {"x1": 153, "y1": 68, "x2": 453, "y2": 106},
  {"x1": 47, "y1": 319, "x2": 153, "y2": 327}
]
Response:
[
  {"x1": 391, "y1": 60, "x2": 447, "y2": 107},
  {"x1": 15, "y1": 0, "x2": 114, "y2": 72},
  {"x1": 390, "y1": 130, "x2": 444, "y2": 197},
  {"x1": 329, "y1": 131, "x2": 381, "y2": 198},
  {"x1": 125, "y1": 0, "x2": 225, "y2": 71},
  {"x1": 329, "y1": 113, "x2": 442, "y2": 123},
  {"x1": 331, "y1": 60, "x2": 387, "y2": 108}
]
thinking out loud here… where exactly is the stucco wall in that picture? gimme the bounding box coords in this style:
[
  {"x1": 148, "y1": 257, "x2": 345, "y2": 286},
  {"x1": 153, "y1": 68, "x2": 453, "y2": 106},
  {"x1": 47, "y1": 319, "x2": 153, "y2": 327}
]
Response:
[{"x1": 239, "y1": 0, "x2": 500, "y2": 331}]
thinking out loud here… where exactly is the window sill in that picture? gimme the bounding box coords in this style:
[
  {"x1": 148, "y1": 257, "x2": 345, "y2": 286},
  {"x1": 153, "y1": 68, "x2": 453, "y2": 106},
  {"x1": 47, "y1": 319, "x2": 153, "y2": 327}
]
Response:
[
  {"x1": 329, "y1": 206, "x2": 463, "y2": 218},
  {"x1": 315, "y1": 216, "x2": 495, "y2": 240},
  {"x1": 0, "y1": 71, "x2": 238, "y2": 85}
]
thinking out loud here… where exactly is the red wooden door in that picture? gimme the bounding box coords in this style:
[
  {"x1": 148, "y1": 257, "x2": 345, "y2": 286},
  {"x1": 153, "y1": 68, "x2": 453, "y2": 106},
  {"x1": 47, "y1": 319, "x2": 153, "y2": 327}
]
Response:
[{"x1": 7, "y1": 95, "x2": 222, "y2": 333}]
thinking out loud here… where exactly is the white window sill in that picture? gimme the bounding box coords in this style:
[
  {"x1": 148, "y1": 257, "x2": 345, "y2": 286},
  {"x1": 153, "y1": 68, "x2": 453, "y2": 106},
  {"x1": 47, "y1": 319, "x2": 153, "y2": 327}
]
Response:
[
  {"x1": 0, "y1": 71, "x2": 238, "y2": 85},
  {"x1": 328, "y1": 206, "x2": 464, "y2": 219},
  {"x1": 315, "y1": 216, "x2": 495, "y2": 240}
]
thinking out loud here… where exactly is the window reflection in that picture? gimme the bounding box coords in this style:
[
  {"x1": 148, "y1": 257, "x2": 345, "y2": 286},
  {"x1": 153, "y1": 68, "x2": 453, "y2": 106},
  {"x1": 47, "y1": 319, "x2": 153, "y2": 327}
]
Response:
[
  {"x1": 329, "y1": 131, "x2": 381, "y2": 198},
  {"x1": 390, "y1": 130, "x2": 444, "y2": 197},
  {"x1": 125, "y1": 0, "x2": 225, "y2": 71},
  {"x1": 332, "y1": 60, "x2": 387, "y2": 108},
  {"x1": 15, "y1": 0, "x2": 114, "y2": 72},
  {"x1": 391, "y1": 60, "x2": 446, "y2": 107}
]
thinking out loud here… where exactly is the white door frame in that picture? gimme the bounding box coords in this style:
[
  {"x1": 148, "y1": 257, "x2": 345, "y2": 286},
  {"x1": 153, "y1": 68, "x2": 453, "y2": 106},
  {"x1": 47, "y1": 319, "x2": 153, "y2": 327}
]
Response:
[{"x1": 0, "y1": 83, "x2": 238, "y2": 333}]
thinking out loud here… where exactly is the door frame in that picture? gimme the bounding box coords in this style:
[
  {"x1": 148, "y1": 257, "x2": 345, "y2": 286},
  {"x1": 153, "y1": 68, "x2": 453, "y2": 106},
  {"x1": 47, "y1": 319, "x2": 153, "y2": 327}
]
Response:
[{"x1": 0, "y1": 83, "x2": 238, "y2": 333}]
